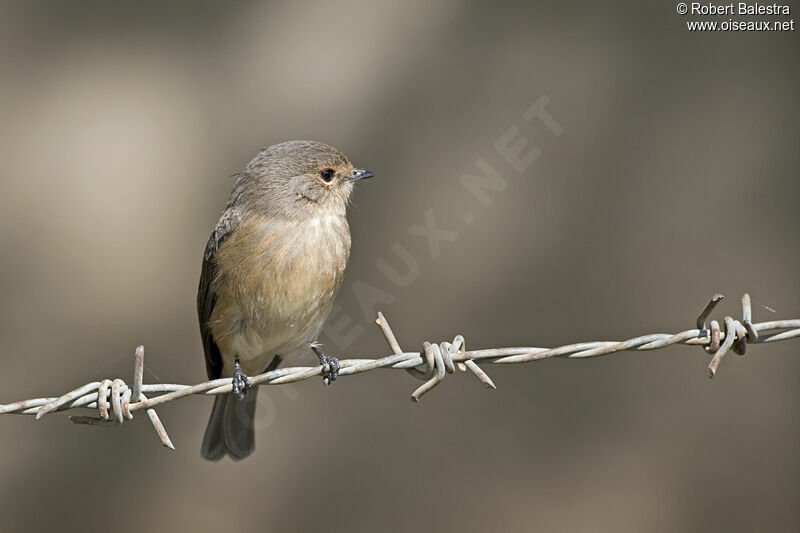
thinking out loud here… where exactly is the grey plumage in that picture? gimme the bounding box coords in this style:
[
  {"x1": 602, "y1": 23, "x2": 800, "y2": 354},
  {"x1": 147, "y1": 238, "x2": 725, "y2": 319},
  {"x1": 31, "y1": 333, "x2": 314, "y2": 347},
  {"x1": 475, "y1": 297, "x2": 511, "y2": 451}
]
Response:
[
  {"x1": 198, "y1": 140, "x2": 370, "y2": 461},
  {"x1": 201, "y1": 388, "x2": 257, "y2": 461},
  {"x1": 201, "y1": 355, "x2": 281, "y2": 461},
  {"x1": 198, "y1": 209, "x2": 240, "y2": 382}
]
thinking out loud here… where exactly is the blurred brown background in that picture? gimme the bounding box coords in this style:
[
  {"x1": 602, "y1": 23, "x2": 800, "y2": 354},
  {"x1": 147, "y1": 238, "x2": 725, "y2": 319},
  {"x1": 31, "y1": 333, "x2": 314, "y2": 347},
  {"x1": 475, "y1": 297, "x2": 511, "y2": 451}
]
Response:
[{"x1": 0, "y1": 1, "x2": 798, "y2": 532}]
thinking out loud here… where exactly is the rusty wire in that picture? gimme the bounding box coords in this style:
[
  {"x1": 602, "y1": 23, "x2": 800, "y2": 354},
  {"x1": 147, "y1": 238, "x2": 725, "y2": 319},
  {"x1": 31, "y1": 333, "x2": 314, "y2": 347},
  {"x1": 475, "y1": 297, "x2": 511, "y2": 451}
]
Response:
[{"x1": 1, "y1": 293, "x2": 798, "y2": 451}]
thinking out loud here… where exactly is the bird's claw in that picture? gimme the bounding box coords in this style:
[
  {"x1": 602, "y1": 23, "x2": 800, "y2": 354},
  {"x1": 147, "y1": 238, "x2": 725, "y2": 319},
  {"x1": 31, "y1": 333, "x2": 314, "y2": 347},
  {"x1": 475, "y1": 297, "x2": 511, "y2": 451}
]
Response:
[
  {"x1": 311, "y1": 345, "x2": 339, "y2": 386},
  {"x1": 232, "y1": 358, "x2": 251, "y2": 400},
  {"x1": 320, "y1": 354, "x2": 340, "y2": 386}
]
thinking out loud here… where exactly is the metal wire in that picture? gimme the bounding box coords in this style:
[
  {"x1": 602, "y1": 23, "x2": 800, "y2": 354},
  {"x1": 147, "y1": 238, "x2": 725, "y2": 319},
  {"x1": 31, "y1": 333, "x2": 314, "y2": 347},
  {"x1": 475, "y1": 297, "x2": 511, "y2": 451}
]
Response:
[{"x1": 1, "y1": 293, "x2": 798, "y2": 450}]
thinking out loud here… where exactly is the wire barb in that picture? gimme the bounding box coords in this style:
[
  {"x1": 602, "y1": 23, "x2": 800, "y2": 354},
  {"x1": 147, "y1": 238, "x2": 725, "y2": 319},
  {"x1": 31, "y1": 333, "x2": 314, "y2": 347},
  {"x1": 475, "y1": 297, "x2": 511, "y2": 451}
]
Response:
[{"x1": 1, "y1": 294, "x2": 798, "y2": 451}]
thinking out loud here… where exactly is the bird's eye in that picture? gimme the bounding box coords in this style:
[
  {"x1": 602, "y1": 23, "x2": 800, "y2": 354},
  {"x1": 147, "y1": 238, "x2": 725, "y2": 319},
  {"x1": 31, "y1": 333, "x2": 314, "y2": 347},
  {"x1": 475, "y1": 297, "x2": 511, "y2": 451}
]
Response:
[{"x1": 319, "y1": 168, "x2": 335, "y2": 182}]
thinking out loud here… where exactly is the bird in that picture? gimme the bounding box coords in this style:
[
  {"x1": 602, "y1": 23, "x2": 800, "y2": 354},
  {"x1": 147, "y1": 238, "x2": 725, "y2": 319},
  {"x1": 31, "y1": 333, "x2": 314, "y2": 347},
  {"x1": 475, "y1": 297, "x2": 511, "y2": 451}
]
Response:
[{"x1": 197, "y1": 140, "x2": 373, "y2": 461}]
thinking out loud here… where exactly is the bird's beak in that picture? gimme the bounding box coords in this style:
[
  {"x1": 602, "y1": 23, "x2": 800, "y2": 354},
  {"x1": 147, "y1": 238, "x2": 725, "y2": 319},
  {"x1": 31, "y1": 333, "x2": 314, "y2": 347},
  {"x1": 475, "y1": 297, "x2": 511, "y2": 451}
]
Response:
[{"x1": 346, "y1": 168, "x2": 374, "y2": 181}]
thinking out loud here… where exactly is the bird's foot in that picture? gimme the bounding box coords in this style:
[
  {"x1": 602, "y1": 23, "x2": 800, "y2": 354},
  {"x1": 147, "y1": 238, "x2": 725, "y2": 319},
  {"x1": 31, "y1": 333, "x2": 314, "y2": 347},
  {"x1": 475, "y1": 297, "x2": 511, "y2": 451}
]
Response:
[
  {"x1": 232, "y1": 357, "x2": 251, "y2": 400},
  {"x1": 311, "y1": 345, "x2": 340, "y2": 386}
]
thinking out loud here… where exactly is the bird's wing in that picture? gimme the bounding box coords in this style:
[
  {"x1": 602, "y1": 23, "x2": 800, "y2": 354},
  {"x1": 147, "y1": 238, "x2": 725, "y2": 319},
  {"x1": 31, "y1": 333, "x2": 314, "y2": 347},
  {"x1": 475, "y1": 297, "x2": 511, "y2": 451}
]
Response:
[{"x1": 198, "y1": 209, "x2": 241, "y2": 380}]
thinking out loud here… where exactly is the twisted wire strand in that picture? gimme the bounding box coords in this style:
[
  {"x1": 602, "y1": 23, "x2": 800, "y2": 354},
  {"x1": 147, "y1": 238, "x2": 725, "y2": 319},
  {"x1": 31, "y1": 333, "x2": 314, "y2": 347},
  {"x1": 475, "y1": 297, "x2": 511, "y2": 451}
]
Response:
[{"x1": 1, "y1": 293, "x2": 798, "y2": 450}]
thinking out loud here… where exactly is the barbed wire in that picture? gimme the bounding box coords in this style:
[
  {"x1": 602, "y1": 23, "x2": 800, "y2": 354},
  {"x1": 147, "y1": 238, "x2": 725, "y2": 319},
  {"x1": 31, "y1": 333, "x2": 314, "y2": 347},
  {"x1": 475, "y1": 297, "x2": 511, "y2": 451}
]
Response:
[{"x1": 1, "y1": 293, "x2": 798, "y2": 451}]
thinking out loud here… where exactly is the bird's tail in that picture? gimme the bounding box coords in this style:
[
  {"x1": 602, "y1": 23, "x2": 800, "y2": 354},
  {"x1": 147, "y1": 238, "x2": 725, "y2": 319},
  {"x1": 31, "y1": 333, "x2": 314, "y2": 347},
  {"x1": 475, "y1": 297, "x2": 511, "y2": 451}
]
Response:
[{"x1": 201, "y1": 389, "x2": 257, "y2": 461}]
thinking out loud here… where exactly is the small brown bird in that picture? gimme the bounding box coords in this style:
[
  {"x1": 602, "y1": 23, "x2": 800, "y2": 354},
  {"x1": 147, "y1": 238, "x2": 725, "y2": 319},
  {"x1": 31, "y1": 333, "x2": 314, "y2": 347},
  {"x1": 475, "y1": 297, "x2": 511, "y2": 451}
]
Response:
[{"x1": 198, "y1": 140, "x2": 372, "y2": 461}]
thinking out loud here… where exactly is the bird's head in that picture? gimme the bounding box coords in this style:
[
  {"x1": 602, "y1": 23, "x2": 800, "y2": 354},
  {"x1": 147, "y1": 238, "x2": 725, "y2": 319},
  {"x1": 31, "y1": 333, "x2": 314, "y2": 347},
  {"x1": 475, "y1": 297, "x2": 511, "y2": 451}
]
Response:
[{"x1": 237, "y1": 140, "x2": 373, "y2": 219}]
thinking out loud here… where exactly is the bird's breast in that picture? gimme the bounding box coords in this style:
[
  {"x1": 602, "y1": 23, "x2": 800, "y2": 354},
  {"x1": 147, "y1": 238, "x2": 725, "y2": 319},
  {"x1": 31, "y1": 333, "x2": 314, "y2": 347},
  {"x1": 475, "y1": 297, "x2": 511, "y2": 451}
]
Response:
[{"x1": 209, "y1": 214, "x2": 351, "y2": 367}]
